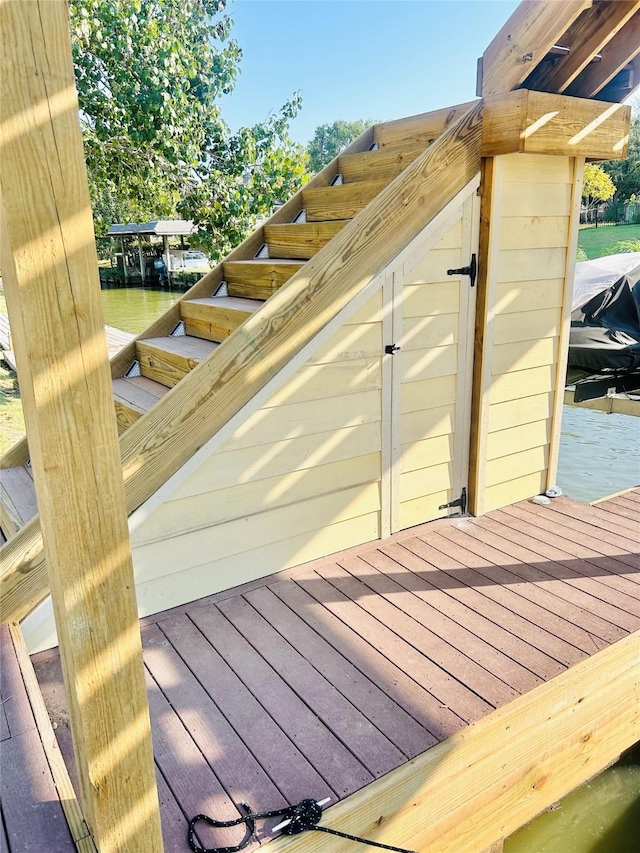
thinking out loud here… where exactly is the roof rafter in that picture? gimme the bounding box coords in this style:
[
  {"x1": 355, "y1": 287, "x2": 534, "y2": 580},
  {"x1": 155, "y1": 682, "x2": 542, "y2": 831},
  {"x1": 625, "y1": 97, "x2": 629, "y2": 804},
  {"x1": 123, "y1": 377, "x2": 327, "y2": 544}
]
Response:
[
  {"x1": 565, "y1": 12, "x2": 640, "y2": 97},
  {"x1": 523, "y1": 0, "x2": 640, "y2": 93},
  {"x1": 479, "y1": 0, "x2": 592, "y2": 97}
]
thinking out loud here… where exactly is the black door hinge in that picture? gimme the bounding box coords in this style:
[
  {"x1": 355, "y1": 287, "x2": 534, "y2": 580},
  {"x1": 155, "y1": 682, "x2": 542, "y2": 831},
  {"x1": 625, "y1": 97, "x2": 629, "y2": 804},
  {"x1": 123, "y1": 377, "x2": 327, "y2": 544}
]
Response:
[
  {"x1": 385, "y1": 344, "x2": 401, "y2": 355},
  {"x1": 439, "y1": 487, "x2": 467, "y2": 515},
  {"x1": 447, "y1": 254, "x2": 477, "y2": 287}
]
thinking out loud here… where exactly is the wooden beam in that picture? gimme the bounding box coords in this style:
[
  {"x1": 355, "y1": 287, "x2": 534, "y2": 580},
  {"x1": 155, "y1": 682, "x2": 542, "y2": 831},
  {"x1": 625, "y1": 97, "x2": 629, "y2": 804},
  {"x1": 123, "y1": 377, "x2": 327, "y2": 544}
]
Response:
[
  {"x1": 565, "y1": 13, "x2": 640, "y2": 97},
  {"x1": 523, "y1": 1, "x2": 640, "y2": 93},
  {"x1": 266, "y1": 630, "x2": 640, "y2": 853},
  {"x1": 0, "y1": 102, "x2": 484, "y2": 623},
  {"x1": 597, "y1": 53, "x2": 640, "y2": 102},
  {"x1": 468, "y1": 157, "x2": 501, "y2": 518},
  {"x1": 480, "y1": 0, "x2": 592, "y2": 97},
  {"x1": 0, "y1": 3, "x2": 163, "y2": 851},
  {"x1": 482, "y1": 90, "x2": 631, "y2": 160}
]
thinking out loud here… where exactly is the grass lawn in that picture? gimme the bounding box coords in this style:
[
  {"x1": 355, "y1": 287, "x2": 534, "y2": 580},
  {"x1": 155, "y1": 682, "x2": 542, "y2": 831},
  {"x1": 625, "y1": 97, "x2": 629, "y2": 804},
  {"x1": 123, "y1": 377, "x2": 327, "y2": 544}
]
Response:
[{"x1": 577, "y1": 223, "x2": 640, "y2": 259}]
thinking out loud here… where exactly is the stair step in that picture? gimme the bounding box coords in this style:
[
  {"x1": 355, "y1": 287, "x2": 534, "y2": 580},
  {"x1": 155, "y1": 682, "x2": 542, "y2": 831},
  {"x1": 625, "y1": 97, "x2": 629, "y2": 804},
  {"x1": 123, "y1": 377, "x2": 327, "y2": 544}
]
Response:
[
  {"x1": 0, "y1": 465, "x2": 37, "y2": 537},
  {"x1": 136, "y1": 336, "x2": 218, "y2": 387},
  {"x1": 338, "y1": 144, "x2": 426, "y2": 184},
  {"x1": 223, "y1": 260, "x2": 305, "y2": 300},
  {"x1": 180, "y1": 296, "x2": 262, "y2": 342},
  {"x1": 113, "y1": 376, "x2": 170, "y2": 432},
  {"x1": 264, "y1": 221, "x2": 347, "y2": 260},
  {"x1": 302, "y1": 180, "x2": 387, "y2": 221}
]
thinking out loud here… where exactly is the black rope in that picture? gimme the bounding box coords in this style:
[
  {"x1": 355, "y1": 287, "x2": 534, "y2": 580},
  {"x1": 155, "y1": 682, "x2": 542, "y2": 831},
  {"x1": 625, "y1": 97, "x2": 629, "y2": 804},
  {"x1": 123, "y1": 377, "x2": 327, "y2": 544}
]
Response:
[{"x1": 188, "y1": 798, "x2": 417, "y2": 853}]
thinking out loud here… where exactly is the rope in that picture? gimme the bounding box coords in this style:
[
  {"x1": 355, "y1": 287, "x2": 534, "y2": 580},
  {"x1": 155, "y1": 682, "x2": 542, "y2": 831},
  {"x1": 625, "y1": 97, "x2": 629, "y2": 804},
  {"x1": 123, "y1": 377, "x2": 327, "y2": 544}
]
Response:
[{"x1": 188, "y1": 798, "x2": 417, "y2": 853}]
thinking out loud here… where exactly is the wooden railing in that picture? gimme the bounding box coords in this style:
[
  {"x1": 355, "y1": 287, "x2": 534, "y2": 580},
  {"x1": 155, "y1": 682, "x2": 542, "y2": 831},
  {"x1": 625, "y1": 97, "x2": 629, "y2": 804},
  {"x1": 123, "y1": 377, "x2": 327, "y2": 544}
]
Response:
[{"x1": 0, "y1": 100, "x2": 483, "y2": 623}]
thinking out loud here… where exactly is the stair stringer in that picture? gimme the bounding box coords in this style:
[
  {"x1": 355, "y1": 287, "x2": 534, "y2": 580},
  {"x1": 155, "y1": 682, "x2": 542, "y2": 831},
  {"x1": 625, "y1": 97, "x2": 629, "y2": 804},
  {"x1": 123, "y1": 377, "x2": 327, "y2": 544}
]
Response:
[
  {"x1": 21, "y1": 174, "x2": 481, "y2": 653},
  {"x1": 2, "y1": 100, "x2": 483, "y2": 631}
]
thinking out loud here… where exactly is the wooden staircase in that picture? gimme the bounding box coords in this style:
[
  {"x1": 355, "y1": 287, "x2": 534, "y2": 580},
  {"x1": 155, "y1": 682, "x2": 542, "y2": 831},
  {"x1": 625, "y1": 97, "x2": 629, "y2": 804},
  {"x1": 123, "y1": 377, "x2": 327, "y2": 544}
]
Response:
[{"x1": 1, "y1": 111, "x2": 463, "y2": 545}]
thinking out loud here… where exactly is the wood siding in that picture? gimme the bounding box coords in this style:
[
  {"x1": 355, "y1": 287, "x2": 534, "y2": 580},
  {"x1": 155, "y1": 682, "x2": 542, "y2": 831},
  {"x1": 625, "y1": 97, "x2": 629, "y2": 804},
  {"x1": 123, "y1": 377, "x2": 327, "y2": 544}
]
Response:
[
  {"x1": 395, "y1": 199, "x2": 478, "y2": 531},
  {"x1": 127, "y1": 290, "x2": 385, "y2": 616},
  {"x1": 481, "y1": 153, "x2": 578, "y2": 513}
]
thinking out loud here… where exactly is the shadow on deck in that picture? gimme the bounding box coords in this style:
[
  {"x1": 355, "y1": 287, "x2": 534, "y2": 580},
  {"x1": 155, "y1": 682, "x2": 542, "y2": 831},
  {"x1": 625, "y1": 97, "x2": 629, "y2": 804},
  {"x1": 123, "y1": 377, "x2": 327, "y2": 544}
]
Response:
[{"x1": 3, "y1": 491, "x2": 639, "y2": 852}]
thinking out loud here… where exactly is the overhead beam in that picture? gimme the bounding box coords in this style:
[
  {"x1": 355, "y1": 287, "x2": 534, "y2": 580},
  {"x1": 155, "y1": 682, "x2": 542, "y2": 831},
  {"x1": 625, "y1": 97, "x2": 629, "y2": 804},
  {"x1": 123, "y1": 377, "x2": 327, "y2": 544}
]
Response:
[
  {"x1": 0, "y1": 2, "x2": 163, "y2": 851},
  {"x1": 479, "y1": 0, "x2": 592, "y2": 97},
  {"x1": 598, "y1": 53, "x2": 640, "y2": 102},
  {"x1": 482, "y1": 90, "x2": 631, "y2": 160},
  {"x1": 523, "y1": 0, "x2": 640, "y2": 93},
  {"x1": 566, "y1": 12, "x2": 640, "y2": 97}
]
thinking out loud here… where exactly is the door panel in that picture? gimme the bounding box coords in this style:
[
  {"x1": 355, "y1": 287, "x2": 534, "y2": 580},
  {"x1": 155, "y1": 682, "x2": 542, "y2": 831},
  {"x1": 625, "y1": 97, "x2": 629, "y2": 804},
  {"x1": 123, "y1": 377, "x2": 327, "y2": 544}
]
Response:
[{"x1": 390, "y1": 192, "x2": 479, "y2": 532}]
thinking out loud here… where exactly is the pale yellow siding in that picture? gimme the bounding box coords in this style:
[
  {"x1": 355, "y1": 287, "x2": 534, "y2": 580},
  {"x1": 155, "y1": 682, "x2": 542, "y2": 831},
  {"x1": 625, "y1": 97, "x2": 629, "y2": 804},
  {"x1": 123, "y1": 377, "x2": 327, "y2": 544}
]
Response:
[
  {"x1": 130, "y1": 291, "x2": 385, "y2": 614},
  {"x1": 397, "y1": 221, "x2": 467, "y2": 530},
  {"x1": 482, "y1": 153, "x2": 576, "y2": 512}
]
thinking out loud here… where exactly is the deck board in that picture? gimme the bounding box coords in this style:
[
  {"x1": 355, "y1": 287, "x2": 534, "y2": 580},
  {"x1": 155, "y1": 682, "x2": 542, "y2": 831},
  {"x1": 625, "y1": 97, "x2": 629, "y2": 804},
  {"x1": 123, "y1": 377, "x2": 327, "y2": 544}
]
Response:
[
  {"x1": 0, "y1": 626, "x2": 75, "y2": 853},
  {"x1": 30, "y1": 491, "x2": 639, "y2": 852}
]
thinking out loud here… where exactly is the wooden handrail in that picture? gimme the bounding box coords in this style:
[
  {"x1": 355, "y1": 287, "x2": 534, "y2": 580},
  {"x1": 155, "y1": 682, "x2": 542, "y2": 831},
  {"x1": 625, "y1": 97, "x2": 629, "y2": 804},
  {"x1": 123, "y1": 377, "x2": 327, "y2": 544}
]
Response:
[
  {"x1": 0, "y1": 100, "x2": 474, "y2": 471},
  {"x1": 1, "y1": 101, "x2": 483, "y2": 623}
]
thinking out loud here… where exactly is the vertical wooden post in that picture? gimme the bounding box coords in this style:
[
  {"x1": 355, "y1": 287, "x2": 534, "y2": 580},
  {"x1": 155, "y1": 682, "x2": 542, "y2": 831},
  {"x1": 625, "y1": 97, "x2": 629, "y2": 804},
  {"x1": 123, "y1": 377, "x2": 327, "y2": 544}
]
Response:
[
  {"x1": 137, "y1": 235, "x2": 146, "y2": 282},
  {"x1": 0, "y1": 3, "x2": 164, "y2": 851},
  {"x1": 120, "y1": 237, "x2": 129, "y2": 282}
]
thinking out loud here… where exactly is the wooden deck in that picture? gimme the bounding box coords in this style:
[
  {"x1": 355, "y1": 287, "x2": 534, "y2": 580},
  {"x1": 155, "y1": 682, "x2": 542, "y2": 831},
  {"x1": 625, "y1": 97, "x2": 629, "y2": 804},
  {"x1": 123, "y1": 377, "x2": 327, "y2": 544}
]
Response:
[
  {"x1": 26, "y1": 490, "x2": 640, "y2": 852},
  {"x1": 0, "y1": 625, "x2": 76, "y2": 852}
]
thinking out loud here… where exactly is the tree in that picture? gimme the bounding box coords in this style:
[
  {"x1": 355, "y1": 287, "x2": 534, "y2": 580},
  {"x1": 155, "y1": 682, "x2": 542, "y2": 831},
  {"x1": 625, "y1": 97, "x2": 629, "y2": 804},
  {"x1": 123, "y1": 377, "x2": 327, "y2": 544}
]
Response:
[
  {"x1": 582, "y1": 163, "x2": 616, "y2": 222},
  {"x1": 600, "y1": 99, "x2": 640, "y2": 202},
  {"x1": 70, "y1": 0, "x2": 308, "y2": 257},
  {"x1": 307, "y1": 119, "x2": 375, "y2": 173}
]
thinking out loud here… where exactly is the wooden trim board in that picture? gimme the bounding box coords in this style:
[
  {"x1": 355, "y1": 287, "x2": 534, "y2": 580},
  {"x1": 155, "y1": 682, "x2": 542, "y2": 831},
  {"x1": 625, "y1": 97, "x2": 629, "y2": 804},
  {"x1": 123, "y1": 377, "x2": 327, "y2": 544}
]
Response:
[
  {"x1": 482, "y1": 90, "x2": 631, "y2": 160},
  {"x1": 8, "y1": 622, "x2": 97, "y2": 853},
  {"x1": 546, "y1": 157, "x2": 584, "y2": 490},
  {"x1": 267, "y1": 630, "x2": 640, "y2": 853}
]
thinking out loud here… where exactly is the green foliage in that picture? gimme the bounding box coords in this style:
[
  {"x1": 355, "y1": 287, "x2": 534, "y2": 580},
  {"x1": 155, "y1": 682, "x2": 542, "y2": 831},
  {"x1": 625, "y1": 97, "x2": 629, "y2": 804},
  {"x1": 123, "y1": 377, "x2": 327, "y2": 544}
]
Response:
[
  {"x1": 600, "y1": 100, "x2": 640, "y2": 203},
  {"x1": 307, "y1": 119, "x2": 375, "y2": 173},
  {"x1": 576, "y1": 246, "x2": 588, "y2": 261},
  {"x1": 70, "y1": 0, "x2": 308, "y2": 256},
  {"x1": 582, "y1": 163, "x2": 616, "y2": 209},
  {"x1": 603, "y1": 238, "x2": 640, "y2": 255}
]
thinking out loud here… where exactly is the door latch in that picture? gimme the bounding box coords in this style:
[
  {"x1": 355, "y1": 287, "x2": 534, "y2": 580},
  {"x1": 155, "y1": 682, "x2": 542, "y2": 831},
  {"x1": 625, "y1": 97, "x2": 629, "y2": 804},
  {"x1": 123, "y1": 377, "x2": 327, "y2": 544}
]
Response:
[
  {"x1": 385, "y1": 344, "x2": 401, "y2": 355},
  {"x1": 447, "y1": 254, "x2": 477, "y2": 287}
]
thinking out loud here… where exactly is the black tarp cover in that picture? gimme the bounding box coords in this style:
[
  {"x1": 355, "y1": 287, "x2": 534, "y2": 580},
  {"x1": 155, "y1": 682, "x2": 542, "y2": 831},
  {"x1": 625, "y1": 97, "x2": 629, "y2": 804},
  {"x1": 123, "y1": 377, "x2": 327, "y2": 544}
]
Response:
[{"x1": 569, "y1": 256, "x2": 640, "y2": 373}]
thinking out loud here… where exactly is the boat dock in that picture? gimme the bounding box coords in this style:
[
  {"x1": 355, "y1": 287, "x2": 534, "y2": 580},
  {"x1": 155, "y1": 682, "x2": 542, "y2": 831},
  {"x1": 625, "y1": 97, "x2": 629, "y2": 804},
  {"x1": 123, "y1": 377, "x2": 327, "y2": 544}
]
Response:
[
  {"x1": 3, "y1": 489, "x2": 638, "y2": 852},
  {"x1": 0, "y1": 314, "x2": 134, "y2": 372}
]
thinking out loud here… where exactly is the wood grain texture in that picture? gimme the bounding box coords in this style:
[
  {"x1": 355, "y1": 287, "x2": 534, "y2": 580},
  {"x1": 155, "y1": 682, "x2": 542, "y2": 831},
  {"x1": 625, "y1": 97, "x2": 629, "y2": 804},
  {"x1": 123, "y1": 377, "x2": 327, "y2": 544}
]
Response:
[
  {"x1": 566, "y1": 13, "x2": 640, "y2": 97},
  {"x1": 264, "y1": 221, "x2": 347, "y2": 259},
  {"x1": 180, "y1": 296, "x2": 260, "y2": 342},
  {"x1": 224, "y1": 259, "x2": 305, "y2": 299},
  {"x1": 303, "y1": 180, "x2": 388, "y2": 221},
  {"x1": 0, "y1": 3, "x2": 163, "y2": 849},
  {"x1": 482, "y1": 90, "x2": 631, "y2": 160},
  {"x1": 106, "y1": 128, "x2": 375, "y2": 380},
  {"x1": 480, "y1": 0, "x2": 591, "y2": 96},
  {"x1": 523, "y1": 1, "x2": 640, "y2": 93},
  {"x1": 374, "y1": 101, "x2": 479, "y2": 148}
]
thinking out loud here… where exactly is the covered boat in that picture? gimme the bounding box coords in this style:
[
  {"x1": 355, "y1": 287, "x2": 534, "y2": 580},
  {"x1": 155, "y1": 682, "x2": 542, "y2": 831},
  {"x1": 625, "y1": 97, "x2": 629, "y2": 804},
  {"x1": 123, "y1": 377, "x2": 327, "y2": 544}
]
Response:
[{"x1": 568, "y1": 252, "x2": 640, "y2": 400}]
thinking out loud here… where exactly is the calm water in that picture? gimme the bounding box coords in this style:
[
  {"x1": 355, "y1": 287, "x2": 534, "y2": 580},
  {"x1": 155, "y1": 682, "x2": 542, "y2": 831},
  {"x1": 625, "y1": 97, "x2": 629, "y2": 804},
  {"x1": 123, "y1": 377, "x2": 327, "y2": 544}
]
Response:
[{"x1": 100, "y1": 285, "x2": 180, "y2": 334}]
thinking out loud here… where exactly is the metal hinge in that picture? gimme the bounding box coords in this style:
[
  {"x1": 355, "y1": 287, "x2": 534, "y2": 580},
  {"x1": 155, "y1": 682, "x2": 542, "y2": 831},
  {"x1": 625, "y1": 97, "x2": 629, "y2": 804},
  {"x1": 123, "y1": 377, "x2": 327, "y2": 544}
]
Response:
[
  {"x1": 447, "y1": 254, "x2": 477, "y2": 287},
  {"x1": 385, "y1": 344, "x2": 401, "y2": 355},
  {"x1": 439, "y1": 487, "x2": 467, "y2": 515}
]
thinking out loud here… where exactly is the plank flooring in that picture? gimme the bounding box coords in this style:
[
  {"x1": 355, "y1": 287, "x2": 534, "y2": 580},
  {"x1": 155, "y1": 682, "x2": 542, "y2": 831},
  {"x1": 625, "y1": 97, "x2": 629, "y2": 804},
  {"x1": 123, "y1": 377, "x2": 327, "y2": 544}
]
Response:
[
  {"x1": 30, "y1": 490, "x2": 639, "y2": 852},
  {"x1": 0, "y1": 625, "x2": 76, "y2": 853}
]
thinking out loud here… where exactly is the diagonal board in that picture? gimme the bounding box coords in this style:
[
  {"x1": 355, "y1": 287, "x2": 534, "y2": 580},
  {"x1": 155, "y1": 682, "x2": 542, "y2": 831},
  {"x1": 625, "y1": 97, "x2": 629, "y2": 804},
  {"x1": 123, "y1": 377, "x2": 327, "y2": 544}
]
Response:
[{"x1": 0, "y1": 101, "x2": 483, "y2": 624}]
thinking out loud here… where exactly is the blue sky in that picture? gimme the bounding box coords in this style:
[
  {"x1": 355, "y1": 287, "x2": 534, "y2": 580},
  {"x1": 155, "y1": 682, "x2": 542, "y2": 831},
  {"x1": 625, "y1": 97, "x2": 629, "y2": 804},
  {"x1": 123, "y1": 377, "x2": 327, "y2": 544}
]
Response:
[{"x1": 220, "y1": 0, "x2": 520, "y2": 144}]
